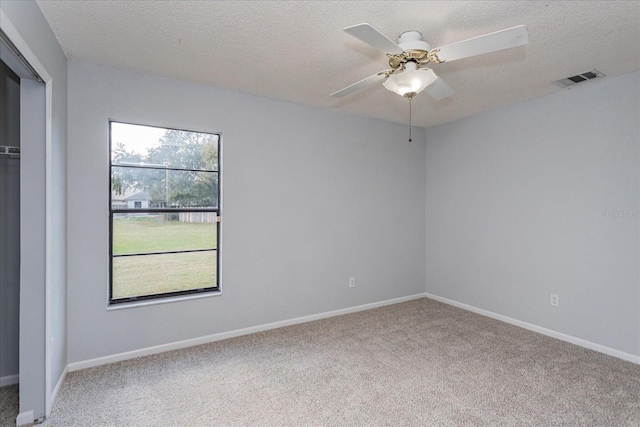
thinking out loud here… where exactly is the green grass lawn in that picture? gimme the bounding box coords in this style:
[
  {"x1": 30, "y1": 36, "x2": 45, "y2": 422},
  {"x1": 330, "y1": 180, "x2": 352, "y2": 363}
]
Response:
[
  {"x1": 112, "y1": 216, "x2": 217, "y2": 299},
  {"x1": 113, "y1": 215, "x2": 216, "y2": 255}
]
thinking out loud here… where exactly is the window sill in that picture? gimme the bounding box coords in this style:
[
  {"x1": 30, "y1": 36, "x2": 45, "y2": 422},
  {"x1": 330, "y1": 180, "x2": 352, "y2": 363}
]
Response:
[{"x1": 106, "y1": 290, "x2": 222, "y2": 311}]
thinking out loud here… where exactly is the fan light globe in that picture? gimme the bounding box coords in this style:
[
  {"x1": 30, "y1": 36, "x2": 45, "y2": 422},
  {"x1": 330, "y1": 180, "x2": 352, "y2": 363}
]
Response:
[{"x1": 383, "y1": 62, "x2": 437, "y2": 97}]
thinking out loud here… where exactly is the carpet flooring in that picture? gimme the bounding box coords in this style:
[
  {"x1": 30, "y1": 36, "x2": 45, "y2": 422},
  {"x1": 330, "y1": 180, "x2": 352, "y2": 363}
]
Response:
[
  {"x1": 0, "y1": 384, "x2": 18, "y2": 427},
  {"x1": 43, "y1": 298, "x2": 640, "y2": 426}
]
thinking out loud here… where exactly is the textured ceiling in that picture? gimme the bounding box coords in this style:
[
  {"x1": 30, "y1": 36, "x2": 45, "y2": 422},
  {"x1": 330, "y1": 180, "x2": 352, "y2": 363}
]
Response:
[{"x1": 36, "y1": 1, "x2": 640, "y2": 128}]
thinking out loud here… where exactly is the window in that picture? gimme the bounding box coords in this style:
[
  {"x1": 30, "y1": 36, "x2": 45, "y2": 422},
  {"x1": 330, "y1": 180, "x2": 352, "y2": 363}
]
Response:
[{"x1": 109, "y1": 121, "x2": 220, "y2": 304}]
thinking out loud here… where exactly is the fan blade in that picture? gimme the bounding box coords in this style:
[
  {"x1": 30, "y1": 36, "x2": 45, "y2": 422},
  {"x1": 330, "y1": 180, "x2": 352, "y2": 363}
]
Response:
[
  {"x1": 425, "y1": 74, "x2": 454, "y2": 101},
  {"x1": 330, "y1": 71, "x2": 390, "y2": 98},
  {"x1": 344, "y1": 23, "x2": 404, "y2": 55},
  {"x1": 434, "y1": 25, "x2": 529, "y2": 62}
]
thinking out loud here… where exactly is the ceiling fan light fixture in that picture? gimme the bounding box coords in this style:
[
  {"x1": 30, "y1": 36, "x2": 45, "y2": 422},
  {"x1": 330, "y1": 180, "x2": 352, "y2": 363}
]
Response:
[{"x1": 383, "y1": 62, "x2": 437, "y2": 97}]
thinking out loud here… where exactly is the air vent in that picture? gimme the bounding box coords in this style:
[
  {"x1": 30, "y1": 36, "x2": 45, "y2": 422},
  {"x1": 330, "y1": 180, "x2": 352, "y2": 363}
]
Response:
[{"x1": 553, "y1": 69, "x2": 605, "y2": 88}]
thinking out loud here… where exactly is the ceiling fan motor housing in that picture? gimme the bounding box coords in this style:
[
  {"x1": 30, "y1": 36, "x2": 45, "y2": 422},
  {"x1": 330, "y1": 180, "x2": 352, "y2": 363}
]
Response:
[
  {"x1": 389, "y1": 30, "x2": 433, "y2": 70},
  {"x1": 396, "y1": 30, "x2": 432, "y2": 51}
]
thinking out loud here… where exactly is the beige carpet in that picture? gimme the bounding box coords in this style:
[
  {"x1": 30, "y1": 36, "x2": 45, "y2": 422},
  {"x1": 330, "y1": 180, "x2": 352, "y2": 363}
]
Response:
[
  {"x1": 45, "y1": 298, "x2": 639, "y2": 426},
  {"x1": 0, "y1": 384, "x2": 18, "y2": 427}
]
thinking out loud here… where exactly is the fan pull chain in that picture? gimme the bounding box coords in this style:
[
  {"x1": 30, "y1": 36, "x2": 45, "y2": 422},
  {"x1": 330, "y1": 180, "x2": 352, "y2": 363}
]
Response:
[{"x1": 408, "y1": 96, "x2": 412, "y2": 142}]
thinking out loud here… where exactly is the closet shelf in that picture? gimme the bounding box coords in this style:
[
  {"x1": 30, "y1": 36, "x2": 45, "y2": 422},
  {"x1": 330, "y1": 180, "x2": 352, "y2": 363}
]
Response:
[{"x1": 0, "y1": 145, "x2": 20, "y2": 158}]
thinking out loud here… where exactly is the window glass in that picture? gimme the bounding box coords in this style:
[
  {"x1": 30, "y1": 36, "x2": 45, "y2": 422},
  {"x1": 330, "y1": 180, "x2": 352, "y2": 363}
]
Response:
[
  {"x1": 109, "y1": 122, "x2": 220, "y2": 304},
  {"x1": 111, "y1": 166, "x2": 218, "y2": 208}
]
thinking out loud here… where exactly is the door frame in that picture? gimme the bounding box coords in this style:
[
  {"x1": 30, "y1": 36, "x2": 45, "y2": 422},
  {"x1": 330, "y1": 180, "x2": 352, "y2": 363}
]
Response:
[{"x1": 0, "y1": 9, "x2": 54, "y2": 421}]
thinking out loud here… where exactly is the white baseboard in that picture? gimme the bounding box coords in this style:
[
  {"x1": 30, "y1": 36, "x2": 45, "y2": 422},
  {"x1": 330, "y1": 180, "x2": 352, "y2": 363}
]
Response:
[
  {"x1": 0, "y1": 374, "x2": 19, "y2": 387},
  {"x1": 50, "y1": 365, "x2": 68, "y2": 412},
  {"x1": 425, "y1": 292, "x2": 640, "y2": 365},
  {"x1": 68, "y1": 293, "x2": 427, "y2": 372},
  {"x1": 16, "y1": 410, "x2": 34, "y2": 426}
]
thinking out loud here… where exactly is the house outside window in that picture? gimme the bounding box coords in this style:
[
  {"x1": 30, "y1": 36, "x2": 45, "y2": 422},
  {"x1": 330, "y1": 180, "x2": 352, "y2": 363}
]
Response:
[{"x1": 109, "y1": 121, "x2": 221, "y2": 304}]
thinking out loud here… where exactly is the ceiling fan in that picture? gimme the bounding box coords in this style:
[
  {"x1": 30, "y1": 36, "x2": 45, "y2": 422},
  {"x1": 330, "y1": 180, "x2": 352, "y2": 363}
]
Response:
[{"x1": 331, "y1": 23, "x2": 530, "y2": 101}]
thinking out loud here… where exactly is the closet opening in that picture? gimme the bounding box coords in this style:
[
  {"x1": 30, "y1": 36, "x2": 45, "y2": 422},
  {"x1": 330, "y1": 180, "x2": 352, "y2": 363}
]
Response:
[{"x1": 0, "y1": 56, "x2": 21, "y2": 426}]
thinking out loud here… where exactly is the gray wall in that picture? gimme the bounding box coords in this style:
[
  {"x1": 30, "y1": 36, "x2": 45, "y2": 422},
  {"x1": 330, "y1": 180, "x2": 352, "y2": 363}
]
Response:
[
  {"x1": 425, "y1": 71, "x2": 640, "y2": 356},
  {"x1": 66, "y1": 61, "x2": 426, "y2": 363},
  {"x1": 0, "y1": 60, "x2": 20, "y2": 382},
  {"x1": 0, "y1": 0, "x2": 68, "y2": 416}
]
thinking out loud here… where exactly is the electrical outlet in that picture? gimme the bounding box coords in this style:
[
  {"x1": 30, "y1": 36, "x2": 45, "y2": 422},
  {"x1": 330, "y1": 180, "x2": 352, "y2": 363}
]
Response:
[
  {"x1": 349, "y1": 277, "x2": 356, "y2": 288},
  {"x1": 550, "y1": 293, "x2": 559, "y2": 307}
]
